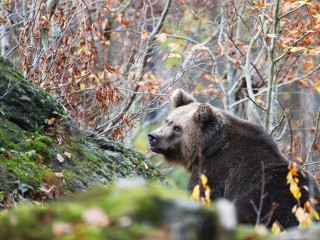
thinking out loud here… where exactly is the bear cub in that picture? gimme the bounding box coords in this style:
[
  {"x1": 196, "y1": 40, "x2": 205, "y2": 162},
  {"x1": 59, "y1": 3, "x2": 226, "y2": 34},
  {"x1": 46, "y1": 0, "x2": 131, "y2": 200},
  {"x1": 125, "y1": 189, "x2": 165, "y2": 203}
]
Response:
[{"x1": 148, "y1": 88, "x2": 320, "y2": 228}]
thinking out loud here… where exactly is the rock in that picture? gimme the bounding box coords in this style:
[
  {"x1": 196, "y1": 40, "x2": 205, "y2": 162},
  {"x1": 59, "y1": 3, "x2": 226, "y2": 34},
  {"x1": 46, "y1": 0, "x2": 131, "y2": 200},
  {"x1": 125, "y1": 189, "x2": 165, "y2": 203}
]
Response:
[
  {"x1": 0, "y1": 58, "x2": 165, "y2": 208},
  {"x1": 271, "y1": 224, "x2": 320, "y2": 240}
]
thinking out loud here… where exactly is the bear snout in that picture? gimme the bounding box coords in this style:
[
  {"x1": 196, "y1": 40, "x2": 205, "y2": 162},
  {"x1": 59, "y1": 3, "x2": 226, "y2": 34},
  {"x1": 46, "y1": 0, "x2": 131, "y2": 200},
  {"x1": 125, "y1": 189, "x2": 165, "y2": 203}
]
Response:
[{"x1": 148, "y1": 132, "x2": 159, "y2": 145}]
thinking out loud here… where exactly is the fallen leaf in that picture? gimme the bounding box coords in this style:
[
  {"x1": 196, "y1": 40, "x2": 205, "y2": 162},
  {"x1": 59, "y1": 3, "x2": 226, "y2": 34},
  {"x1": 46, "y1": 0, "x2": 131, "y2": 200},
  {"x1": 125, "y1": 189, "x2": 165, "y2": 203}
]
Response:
[
  {"x1": 57, "y1": 154, "x2": 64, "y2": 163},
  {"x1": 82, "y1": 207, "x2": 110, "y2": 227},
  {"x1": 39, "y1": 185, "x2": 55, "y2": 194},
  {"x1": 52, "y1": 222, "x2": 73, "y2": 236},
  {"x1": 64, "y1": 151, "x2": 72, "y2": 159},
  {"x1": 54, "y1": 172, "x2": 64, "y2": 178},
  {"x1": 47, "y1": 118, "x2": 56, "y2": 125}
]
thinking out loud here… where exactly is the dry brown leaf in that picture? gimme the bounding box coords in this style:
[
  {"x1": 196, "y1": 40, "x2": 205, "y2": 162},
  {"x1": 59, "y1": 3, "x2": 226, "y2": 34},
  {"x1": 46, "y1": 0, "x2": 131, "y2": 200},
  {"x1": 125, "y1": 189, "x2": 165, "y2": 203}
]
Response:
[
  {"x1": 54, "y1": 172, "x2": 64, "y2": 178},
  {"x1": 64, "y1": 151, "x2": 72, "y2": 159}
]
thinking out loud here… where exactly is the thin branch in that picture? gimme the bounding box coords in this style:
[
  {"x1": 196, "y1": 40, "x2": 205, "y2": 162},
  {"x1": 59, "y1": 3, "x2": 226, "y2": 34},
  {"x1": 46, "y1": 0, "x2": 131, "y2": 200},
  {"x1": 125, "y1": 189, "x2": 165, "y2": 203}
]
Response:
[
  {"x1": 276, "y1": 100, "x2": 293, "y2": 160},
  {"x1": 279, "y1": 2, "x2": 307, "y2": 19},
  {"x1": 149, "y1": 0, "x2": 171, "y2": 39},
  {"x1": 304, "y1": 107, "x2": 320, "y2": 168},
  {"x1": 271, "y1": 115, "x2": 285, "y2": 135},
  {"x1": 282, "y1": 64, "x2": 320, "y2": 83},
  {"x1": 245, "y1": 94, "x2": 265, "y2": 112},
  {"x1": 168, "y1": 34, "x2": 200, "y2": 44},
  {"x1": 256, "y1": 161, "x2": 266, "y2": 225}
]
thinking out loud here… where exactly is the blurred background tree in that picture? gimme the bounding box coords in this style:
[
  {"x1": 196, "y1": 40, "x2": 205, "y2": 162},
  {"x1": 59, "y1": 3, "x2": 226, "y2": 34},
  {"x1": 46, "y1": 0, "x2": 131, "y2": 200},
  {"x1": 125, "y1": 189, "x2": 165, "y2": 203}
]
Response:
[{"x1": 0, "y1": 0, "x2": 319, "y2": 187}]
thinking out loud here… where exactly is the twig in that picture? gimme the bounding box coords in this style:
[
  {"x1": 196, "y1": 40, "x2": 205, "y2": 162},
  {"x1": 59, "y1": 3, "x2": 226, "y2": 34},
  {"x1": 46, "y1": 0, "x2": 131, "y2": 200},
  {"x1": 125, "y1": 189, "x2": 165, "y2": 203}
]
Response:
[
  {"x1": 304, "y1": 107, "x2": 320, "y2": 168},
  {"x1": 251, "y1": 161, "x2": 267, "y2": 225},
  {"x1": 271, "y1": 115, "x2": 285, "y2": 135},
  {"x1": 245, "y1": 94, "x2": 265, "y2": 111},
  {"x1": 279, "y1": 2, "x2": 307, "y2": 19},
  {"x1": 276, "y1": 100, "x2": 293, "y2": 160}
]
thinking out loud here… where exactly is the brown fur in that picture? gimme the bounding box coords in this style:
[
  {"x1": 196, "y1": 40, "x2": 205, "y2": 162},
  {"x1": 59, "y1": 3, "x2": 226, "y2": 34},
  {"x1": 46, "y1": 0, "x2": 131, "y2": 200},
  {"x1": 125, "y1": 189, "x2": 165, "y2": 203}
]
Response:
[{"x1": 148, "y1": 89, "x2": 320, "y2": 228}]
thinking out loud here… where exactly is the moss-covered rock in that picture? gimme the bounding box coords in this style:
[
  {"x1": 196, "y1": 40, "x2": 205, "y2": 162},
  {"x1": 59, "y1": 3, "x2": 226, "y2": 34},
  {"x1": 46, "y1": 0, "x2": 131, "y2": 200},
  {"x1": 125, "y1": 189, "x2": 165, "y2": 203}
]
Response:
[{"x1": 0, "y1": 58, "x2": 164, "y2": 208}]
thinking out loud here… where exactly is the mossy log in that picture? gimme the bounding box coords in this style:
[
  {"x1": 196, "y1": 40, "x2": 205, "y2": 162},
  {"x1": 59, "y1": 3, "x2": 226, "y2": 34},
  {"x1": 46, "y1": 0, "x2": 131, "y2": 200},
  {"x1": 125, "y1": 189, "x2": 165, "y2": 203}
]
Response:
[{"x1": 0, "y1": 58, "x2": 164, "y2": 208}]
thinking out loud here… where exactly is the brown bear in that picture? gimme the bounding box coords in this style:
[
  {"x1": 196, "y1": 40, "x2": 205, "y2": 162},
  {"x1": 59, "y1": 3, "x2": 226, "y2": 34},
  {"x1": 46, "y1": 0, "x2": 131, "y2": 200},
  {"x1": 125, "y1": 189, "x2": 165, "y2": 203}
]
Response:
[{"x1": 148, "y1": 88, "x2": 320, "y2": 229}]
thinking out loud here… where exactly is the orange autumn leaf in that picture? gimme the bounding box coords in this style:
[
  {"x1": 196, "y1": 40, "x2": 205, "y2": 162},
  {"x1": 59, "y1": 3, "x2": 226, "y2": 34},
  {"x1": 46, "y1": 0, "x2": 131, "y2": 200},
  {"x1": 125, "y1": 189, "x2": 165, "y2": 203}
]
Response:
[
  {"x1": 47, "y1": 118, "x2": 56, "y2": 125},
  {"x1": 256, "y1": 1, "x2": 265, "y2": 7}
]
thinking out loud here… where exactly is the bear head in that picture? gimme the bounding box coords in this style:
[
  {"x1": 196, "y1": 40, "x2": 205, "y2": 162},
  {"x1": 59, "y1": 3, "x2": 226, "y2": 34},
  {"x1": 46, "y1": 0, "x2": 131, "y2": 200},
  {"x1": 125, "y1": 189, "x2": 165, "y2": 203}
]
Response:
[{"x1": 148, "y1": 89, "x2": 226, "y2": 170}]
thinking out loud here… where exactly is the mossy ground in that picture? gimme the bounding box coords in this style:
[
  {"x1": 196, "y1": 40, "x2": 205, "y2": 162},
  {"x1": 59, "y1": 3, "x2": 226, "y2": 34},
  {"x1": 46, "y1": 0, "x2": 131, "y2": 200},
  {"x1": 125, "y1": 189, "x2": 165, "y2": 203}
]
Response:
[
  {"x1": 0, "y1": 183, "x2": 178, "y2": 240},
  {"x1": 0, "y1": 182, "x2": 277, "y2": 240}
]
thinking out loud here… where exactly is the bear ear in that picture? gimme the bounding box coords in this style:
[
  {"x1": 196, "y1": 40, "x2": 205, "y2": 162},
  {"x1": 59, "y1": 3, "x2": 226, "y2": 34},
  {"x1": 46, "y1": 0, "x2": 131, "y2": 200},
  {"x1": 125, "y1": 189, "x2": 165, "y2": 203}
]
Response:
[
  {"x1": 193, "y1": 103, "x2": 214, "y2": 125},
  {"x1": 171, "y1": 89, "x2": 196, "y2": 108}
]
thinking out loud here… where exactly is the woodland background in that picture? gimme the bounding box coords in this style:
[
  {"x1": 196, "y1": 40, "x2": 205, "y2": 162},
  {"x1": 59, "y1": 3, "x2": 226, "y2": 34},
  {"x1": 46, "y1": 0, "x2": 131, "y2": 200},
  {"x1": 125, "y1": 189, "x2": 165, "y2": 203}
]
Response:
[{"x1": 0, "y1": 0, "x2": 319, "y2": 187}]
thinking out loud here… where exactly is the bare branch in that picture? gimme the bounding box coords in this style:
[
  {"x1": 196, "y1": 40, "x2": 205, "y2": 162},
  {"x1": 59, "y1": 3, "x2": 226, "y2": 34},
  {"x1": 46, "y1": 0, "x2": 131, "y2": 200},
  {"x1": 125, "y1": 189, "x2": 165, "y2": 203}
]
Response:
[
  {"x1": 279, "y1": 2, "x2": 307, "y2": 19},
  {"x1": 304, "y1": 107, "x2": 320, "y2": 168},
  {"x1": 265, "y1": 0, "x2": 281, "y2": 133}
]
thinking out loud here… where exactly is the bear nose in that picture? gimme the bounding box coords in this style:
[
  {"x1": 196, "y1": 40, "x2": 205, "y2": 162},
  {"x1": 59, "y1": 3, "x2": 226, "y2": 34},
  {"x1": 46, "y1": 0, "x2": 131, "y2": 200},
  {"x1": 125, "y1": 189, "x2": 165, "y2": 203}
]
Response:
[{"x1": 148, "y1": 132, "x2": 159, "y2": 143}]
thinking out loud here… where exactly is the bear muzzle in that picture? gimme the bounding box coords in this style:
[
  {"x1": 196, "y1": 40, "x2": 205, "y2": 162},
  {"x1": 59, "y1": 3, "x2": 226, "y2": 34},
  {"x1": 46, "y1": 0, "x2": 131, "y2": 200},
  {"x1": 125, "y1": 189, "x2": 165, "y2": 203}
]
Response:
[
  {"x1": 148, "y1": 132, "x2": 159, "y2": 146},
  {"x1": 148, "y1": 132, "x2": 163, "y2": 153}
]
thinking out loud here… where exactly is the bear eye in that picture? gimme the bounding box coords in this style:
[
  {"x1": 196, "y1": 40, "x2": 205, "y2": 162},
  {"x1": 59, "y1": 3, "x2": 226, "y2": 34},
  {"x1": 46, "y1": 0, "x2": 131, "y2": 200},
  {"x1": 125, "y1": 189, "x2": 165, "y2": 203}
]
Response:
[
  {"x1": 173, "y1": 125, "x2": 182, "y2": 132},
  {"x1": 165, "y1": 120, "x2": 168, "y2": 124}
]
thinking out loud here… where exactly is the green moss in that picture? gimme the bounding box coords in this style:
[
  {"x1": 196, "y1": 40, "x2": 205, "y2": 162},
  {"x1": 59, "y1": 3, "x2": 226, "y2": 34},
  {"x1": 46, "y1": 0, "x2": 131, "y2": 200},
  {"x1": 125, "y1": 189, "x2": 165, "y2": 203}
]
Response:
[
  {"x1": 61, "y1": 169, "x2": 87, "y2": 191},
  {"x1": 4, "y1": 156, "x2": 45, "y2": 188},
  {"x1": 0, "y1": 183, "x2": 208, "y2": 240},
  {"x1": 0, "y1": 120, "x2": 23, "y2": 151},
  {"x1": 25, "y1": 136, "x2": 54, "y2": 161},
  {"x1": 0, "y1": 58, "x2": 66, "y2": 132}
]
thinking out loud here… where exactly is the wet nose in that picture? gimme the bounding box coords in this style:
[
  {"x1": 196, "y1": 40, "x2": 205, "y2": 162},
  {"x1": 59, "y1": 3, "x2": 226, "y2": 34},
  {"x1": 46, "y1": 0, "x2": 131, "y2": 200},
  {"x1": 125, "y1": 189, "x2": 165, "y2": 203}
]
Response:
[{"x1": 148, "y1": 132, "x2": 159, "y2": 143}]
